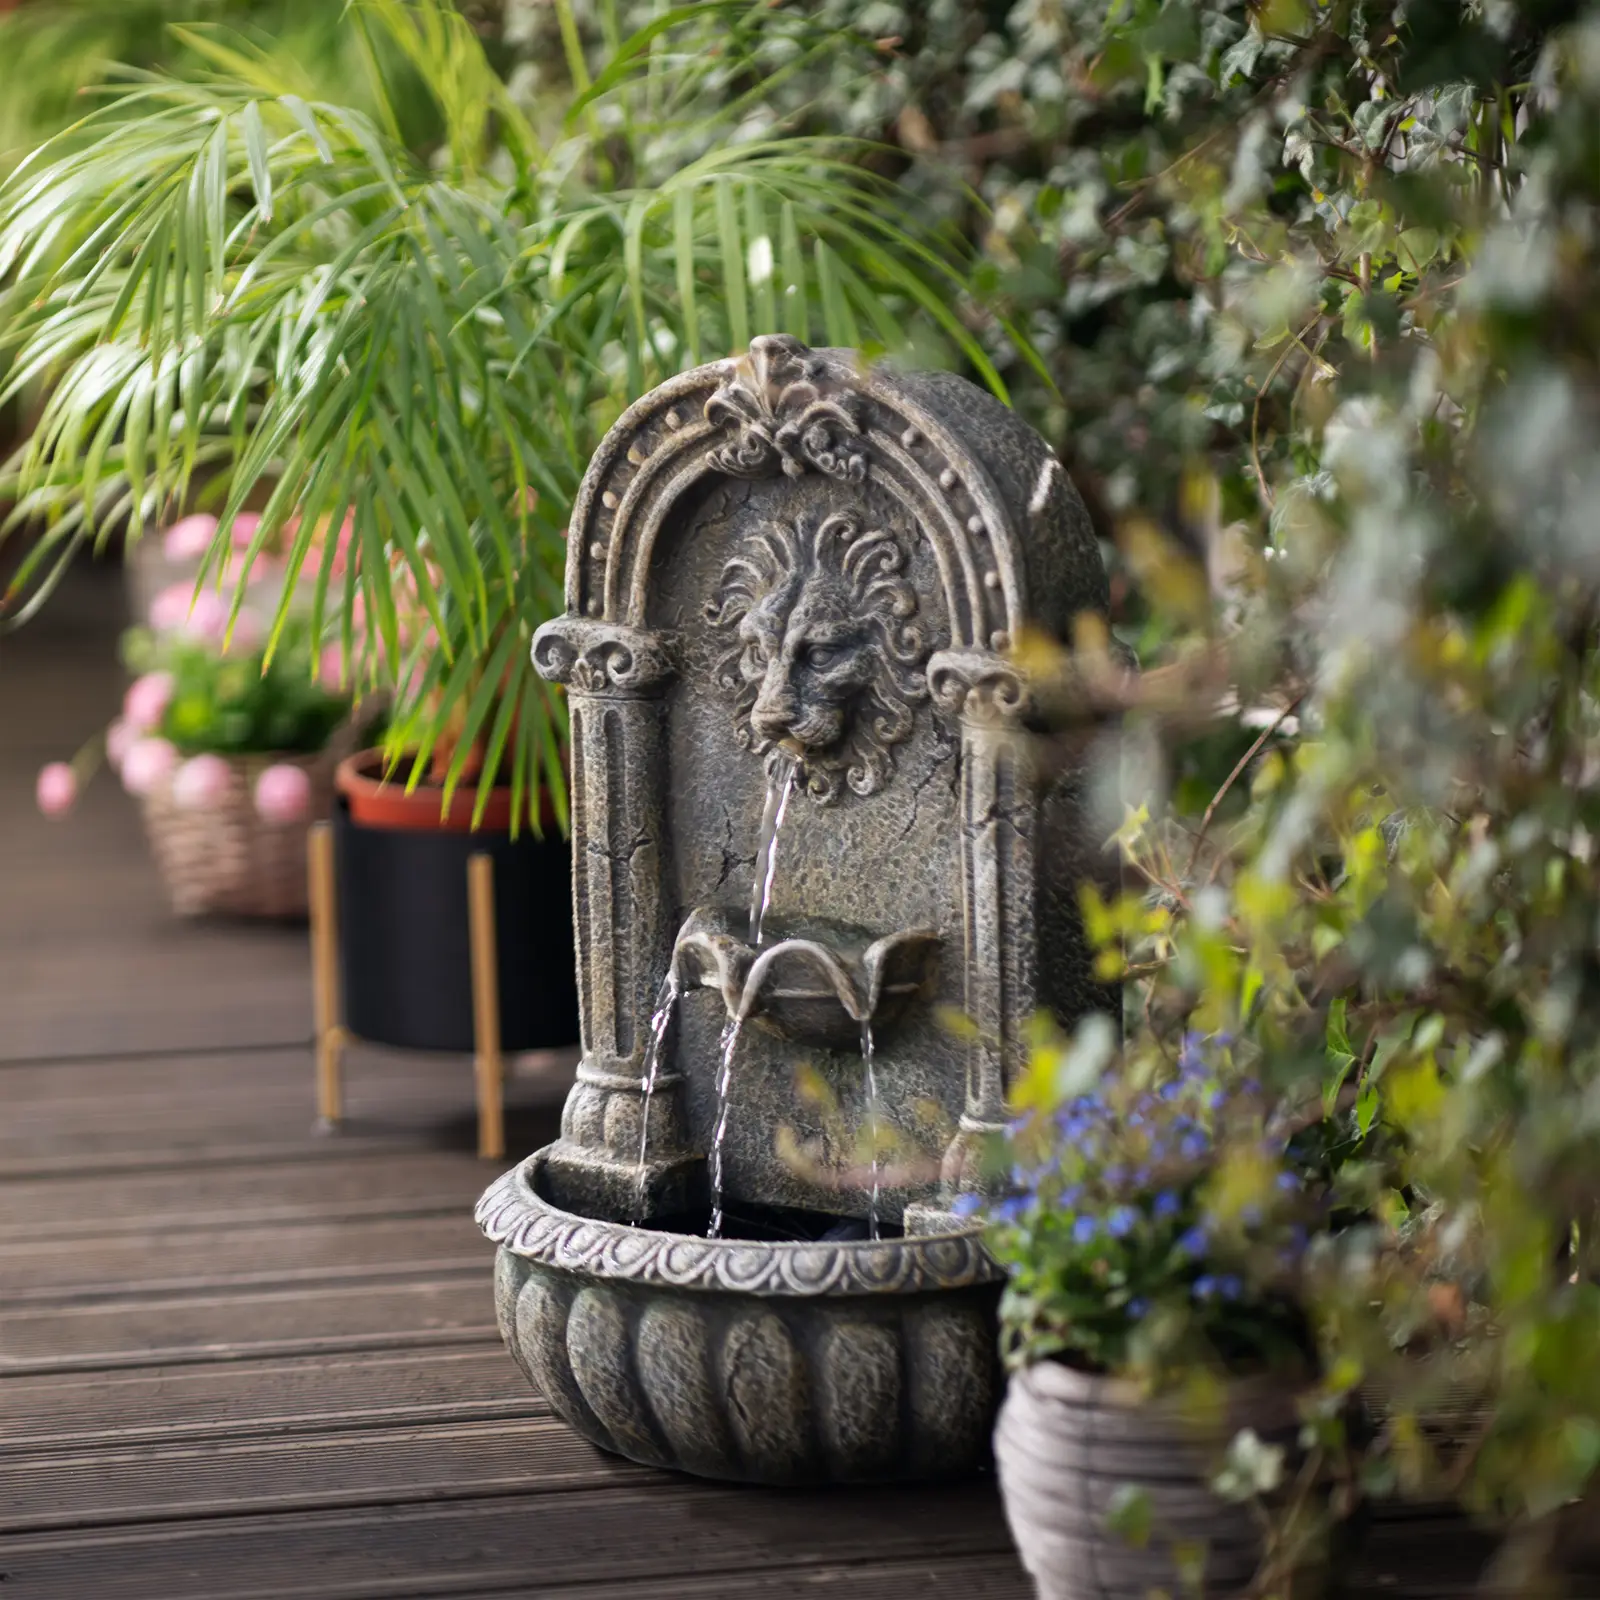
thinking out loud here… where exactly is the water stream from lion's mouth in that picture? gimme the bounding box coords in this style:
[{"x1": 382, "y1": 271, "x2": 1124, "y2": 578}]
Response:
[
  {"x1": 632, "y1": 973, "x2": 682, "y2": 1224},
  {"x1": 704, "y1": 753, "x2": 799, "y2": 1239},
  {"x1": 748, "y1": 752, "x2": 797, "y2": 949}
]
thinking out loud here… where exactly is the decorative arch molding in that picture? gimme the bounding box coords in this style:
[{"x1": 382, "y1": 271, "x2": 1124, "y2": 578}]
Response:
[{"x1": 563, "y1": 336, "x2": 1029, "y2": 654}]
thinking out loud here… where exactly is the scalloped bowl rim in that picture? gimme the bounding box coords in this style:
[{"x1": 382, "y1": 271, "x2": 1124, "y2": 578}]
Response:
[{"x1": 475, "y1": 1149, "x2": 1001, "y2": 1298}]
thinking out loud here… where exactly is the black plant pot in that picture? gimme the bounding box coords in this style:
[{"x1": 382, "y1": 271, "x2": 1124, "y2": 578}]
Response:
[{"x1": 333, "y1": 796, "x2": 579, "y2": 1054}]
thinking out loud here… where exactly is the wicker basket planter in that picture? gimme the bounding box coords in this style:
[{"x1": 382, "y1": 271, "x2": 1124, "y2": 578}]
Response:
[
  {"x1": 995, "y1": 1361, "x2": 1312, "y2": 1600},
  {"x1": 140, "y1": 744, "x2": 343, "y2": 919}
]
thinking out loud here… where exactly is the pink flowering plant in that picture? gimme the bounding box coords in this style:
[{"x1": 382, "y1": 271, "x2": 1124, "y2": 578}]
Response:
[
  {"x1": 38, "y1": 595, "x2": 351, "y2": 821},
  {"x1": 121, "y1": 616, "x2": 348, "y2": 762}
]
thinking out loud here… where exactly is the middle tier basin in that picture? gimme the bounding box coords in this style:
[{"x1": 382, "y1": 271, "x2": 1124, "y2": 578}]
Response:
[{"x1": 670, "y1": 906, "x2": 940, "y2": 1050}]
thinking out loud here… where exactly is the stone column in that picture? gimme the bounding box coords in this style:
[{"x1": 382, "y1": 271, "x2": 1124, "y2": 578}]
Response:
[
  {"x1": 924, "y1": 649, "x2": 1039, "y2": 1208},
  {"x1": 532, "y1": 619, "x2": 695, "y2": 1217}
]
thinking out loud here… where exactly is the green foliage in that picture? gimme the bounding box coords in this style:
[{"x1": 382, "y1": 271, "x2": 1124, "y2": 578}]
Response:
[
  {"x1": 0, "y1": 0, "x2": 371, "y2": 169},
  {"x1": 0, "y1": 0, "x2": 1002, "y2": 829},
  {"x1": 124, "y1": 615, "x2": 349, "y2": 755},
  {"x1": 947, "y1": 0, "x2": 1600, "y2": 1567}
]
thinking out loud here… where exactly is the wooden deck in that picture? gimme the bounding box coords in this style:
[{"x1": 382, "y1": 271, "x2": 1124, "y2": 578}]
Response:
[{"x1": 0, "y1": 557, "x2": 1586, "y2": 1598}]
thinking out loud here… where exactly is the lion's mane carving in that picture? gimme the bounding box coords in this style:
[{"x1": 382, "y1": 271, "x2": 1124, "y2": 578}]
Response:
[{"x1": 705, "y1": 512, "x2": 931, "y2": 804}]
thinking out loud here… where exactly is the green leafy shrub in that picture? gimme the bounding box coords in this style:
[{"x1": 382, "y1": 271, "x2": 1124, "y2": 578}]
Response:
[{"x1": 125, "y1": 617, "x2": 348, "y2": 756}]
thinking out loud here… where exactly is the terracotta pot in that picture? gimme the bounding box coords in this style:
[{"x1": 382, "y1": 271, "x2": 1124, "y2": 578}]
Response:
[
  {"x1": 336, "y1": 749, "x2": 523, "y2": 832},
  {"x1": 994, "y1": 1361, "x2": 1313, "y2": 1600}
]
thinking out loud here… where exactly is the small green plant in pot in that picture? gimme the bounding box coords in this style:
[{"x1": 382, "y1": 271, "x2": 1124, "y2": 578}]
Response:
[{"x1": 975, "y1": 1025, "x2": 1357, "y2": 1600}]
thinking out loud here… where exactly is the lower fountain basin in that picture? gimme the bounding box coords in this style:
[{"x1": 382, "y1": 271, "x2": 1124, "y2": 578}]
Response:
[{"x1": 476, "y1": 1148, "x2": 1002, "y2": 1485}]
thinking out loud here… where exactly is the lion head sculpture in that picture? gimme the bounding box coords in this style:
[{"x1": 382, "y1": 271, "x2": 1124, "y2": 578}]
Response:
[{"x1": 705, "y1": 511, "x2": 931, "y2": 803}]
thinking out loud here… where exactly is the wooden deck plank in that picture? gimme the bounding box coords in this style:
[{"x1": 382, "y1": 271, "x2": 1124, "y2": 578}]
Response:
[
  {"x1": 0, "y1": 1276, "x2": 497, "y2": 1373},
  {"x1": 0, "y1": 1418, "x2": 650, "y2": 1533},
  {"x1": 0, "y1": 1481, "x2": 1021, "y2": 1600},
  {"x1": 0, "y1": 1349, "x2": 541, "y2": 1451},
  {"x1": 0, "y1": 1213, "x2": 490, "y2": 1303},
  {"x1": 442, "y1": 1559, "x2": 1034, "y2": 1600},
  {"x1": 0, "y1": 1152, "x2": 495, "y2": 1241}
]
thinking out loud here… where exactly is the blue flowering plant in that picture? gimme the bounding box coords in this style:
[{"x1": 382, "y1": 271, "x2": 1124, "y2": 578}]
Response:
[{"x1": 972, "y1": 1028, "x2": 1329, "y2": 1385}]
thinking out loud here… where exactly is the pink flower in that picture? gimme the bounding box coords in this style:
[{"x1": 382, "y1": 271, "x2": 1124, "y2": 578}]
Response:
[
  {"x1": 183, "y1": 589, "x2": 231, "y2": 644},
  {"x1": 106, "y1": 718, "x2": 136, "y2": 771},
  {"x1": 123, "y1": 670, "x2": 175, "y2": 733},
  {"x1": 162, "y1": 514, "x2": 218, "y2": 563},
  {"x1": 318, "y1": 643, "x2": 346, "y2": 691},
  {"x1": 35, "y1": 762, "x2": 77, "y2": 816},
  {"x1": 149, "y1": 582, "x2": 194, "y2": 633},
  {"x1": 121, "y1": 737, "x2": 178, "y2": 797},
  {"x1": 172, "y1": 753, "x2": 234, "y2": 812},
  {"x1": 229, "y1": 511, "x2": 264, "y2": 549},
  {"x1": 254, "y1": 762, "x2": 312, "y2": 825},
  {"x1": 221, "y1": 609, "x2": 263, "y2": 656}
]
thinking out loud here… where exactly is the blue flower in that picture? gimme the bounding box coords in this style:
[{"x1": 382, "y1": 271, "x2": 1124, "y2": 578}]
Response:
[
  {"x1": 1159, "y1": 1081, "x2": 1181, "y2": 1101},
  {"x1": 950, "y1": 1192, "x2": 983, "y2": 1218},
  {"x1": 1060, "y1": 1184, "x2": 1084, "y2": 1208},
  {"x1": 1276, "y1": 1172, "x2": 1302, "y2": 1192},
  {"x1": 1128, "y1": 1297, "x2": 1148, "y2": 1319},
  {"x1": 1219, "y1": 1275, "x2": 1243, "y2": 1301},
  {"x1": 994, "y1": 1196, "x2": 1027, "y2": 1224},
  {"x1": 1072, "y1": 1215, "x2": 1099, "y2": 1245},
  {"x1": 1179, "y1": 1132, "x2": 1208, "y2": 1161},
  {"x1": 1105, "y1": 1164, "x2": 1129, "y2": 1189},
  {"x1": 1208, "y1": 1088, "x2": 1228, "y2": 1110},
  {"x1": 1177, "y1": 1225, "x2": 1208, "y2": 1258},
  {"x1": 1153, "y1": 1190, "x2": 1182, "y2": 1219},
  {"x1": 1107, "y1": 1206, "x2": 1139, "y2": 1239},
  {"x1": 1193, "y1": 1274, "x2": 1219, "y2": 1299}
]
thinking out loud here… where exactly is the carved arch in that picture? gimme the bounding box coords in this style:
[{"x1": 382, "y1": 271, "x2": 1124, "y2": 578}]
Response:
[{"x1": 562, "y1": 337, "x2": 1028, "y2": 653}]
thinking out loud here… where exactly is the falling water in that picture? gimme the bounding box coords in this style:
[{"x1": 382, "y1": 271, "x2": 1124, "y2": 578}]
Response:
[
  {"x1": 860, "y1": 1021, "x2": 882, "y2": 1242},
  {"x1": 749, "y1": 753, "x2": 798, "y2": 948},
  {"x1": 706, "y1": 1016, "x2": 743, "y2": 1239},
  {"x1": 632, "y1": 973, "x2": 683, "y2": 1224},
  {"x1": 706, "y1": 751, "x2": 796, "y2": 1239}
]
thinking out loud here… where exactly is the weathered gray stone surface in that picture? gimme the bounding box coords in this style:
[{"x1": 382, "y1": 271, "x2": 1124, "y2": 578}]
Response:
[
  {"x1": 480, "y1": 1154, "x2": 1002, "y2": 1484},
  {"x1": 480, "y1": 336, "x2": 1111, "y2": 1483}
]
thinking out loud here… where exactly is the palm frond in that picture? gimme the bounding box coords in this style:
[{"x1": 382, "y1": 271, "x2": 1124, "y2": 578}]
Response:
[{"x1": 0, "y1": 0, "x2": 1016, "y2": 828}]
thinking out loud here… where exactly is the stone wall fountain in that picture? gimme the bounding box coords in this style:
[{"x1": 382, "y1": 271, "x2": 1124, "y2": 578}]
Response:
[{"x1": 475, "y1": 336, "x2": 1111, "y2": 1485}]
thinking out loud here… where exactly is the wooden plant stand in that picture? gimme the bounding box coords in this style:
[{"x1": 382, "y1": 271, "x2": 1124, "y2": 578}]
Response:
[{"x1": 306, "y1": 820, "x2": 506, "y2": 1160}]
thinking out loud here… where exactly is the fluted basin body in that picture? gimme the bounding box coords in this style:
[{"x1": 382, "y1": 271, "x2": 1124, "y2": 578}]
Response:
[{"x1": 477, "y1": 1151, "x2": 1003, "y2": 1485}]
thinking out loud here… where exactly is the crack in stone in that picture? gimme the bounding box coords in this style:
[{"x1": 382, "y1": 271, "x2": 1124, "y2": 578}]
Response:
[
  {"x1": 713, "y1": 805, "x2": 756, "y2": 891},
  {"x1": 588, "y1": 828, "x2": 652, "y2": 866},
  {"x1": 895, "y1": 734, "x2": 959, "y2": 844}
]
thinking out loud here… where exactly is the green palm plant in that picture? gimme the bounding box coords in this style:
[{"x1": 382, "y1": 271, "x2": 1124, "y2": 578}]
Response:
[
  {"x1": 0, "y1": 0, "x2": 368, "y2": 169},
  {"x1": 0, "y1": 0, "x2": 1017, "y2": 831}
]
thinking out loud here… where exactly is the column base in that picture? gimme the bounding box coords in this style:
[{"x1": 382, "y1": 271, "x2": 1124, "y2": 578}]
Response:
[{"x1": 537, "y1": 1138, "x2": 705, "y2": 1224}]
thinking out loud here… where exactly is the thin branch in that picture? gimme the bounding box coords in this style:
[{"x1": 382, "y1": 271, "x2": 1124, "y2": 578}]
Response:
[
  {"x1": 1188, "y1": 694, "x2": 1305, "y2": 879},
  {"x1": 1250, "y1": 314, "x2": 1322, "y2": 511}
]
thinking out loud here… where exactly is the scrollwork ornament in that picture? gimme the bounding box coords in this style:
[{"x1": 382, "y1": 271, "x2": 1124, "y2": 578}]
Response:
[
  {"x1": 532, "y1": 619, "x2": 676, "y2": 695},
  {"x1": 704, "y1": 335, "x2": 869, "y2": 484},
  {"x1": 927, "y1": 648, "x2": 1031, "y2": 727}
]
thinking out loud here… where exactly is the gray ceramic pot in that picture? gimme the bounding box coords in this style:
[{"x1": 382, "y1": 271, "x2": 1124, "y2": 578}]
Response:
[
  {"x1": 477, "y1": 1150, "x2": 1004, "y2": 1485},
  {"x1": 994, "y1": 1362, "x2": 1303, "y2": 1600}
]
